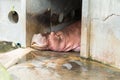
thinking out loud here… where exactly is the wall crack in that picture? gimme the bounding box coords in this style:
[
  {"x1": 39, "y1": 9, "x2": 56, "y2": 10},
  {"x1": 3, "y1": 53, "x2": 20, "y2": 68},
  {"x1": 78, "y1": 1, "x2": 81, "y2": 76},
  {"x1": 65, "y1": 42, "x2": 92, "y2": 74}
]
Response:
[{"x1": 103, "y1": 14, "x2": 120, "y2": 21}]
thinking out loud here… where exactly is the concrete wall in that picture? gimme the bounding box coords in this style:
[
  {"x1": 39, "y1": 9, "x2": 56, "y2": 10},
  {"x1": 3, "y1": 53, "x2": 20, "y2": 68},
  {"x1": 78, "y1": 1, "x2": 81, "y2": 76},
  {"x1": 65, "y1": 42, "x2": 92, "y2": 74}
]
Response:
[
  {"x1": 26, "y1": 0, "x2": 51, "y2": 46},
  {"x1": 81, "y1": 0, "x2": 120, "y2": 68},
  {"x1": 0, "y1": 0, "x2": 26, "y2": 46}
]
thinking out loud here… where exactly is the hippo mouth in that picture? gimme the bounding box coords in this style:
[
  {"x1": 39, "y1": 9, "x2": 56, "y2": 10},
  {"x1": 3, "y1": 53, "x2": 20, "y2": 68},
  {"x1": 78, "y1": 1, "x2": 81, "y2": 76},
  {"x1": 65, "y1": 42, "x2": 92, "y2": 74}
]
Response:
[{"x1": 31, "y1": 34, "x2": 48, "y2": 50}]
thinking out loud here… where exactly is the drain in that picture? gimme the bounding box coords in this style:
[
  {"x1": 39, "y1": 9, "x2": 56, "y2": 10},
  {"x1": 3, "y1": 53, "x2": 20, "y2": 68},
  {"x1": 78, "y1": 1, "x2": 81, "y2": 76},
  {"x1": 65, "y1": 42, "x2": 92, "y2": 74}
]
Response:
[{"x1": 8, "y1": 11, "x2": 19, "y2": 23}]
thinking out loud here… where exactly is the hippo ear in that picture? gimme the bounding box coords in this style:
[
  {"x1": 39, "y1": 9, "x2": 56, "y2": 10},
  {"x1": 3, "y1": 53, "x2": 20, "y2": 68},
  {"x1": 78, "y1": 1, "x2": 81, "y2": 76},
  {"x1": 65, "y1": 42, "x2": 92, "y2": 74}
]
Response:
[{"x1": 50, "y1": 32, "x2": 55, "y2": 35}]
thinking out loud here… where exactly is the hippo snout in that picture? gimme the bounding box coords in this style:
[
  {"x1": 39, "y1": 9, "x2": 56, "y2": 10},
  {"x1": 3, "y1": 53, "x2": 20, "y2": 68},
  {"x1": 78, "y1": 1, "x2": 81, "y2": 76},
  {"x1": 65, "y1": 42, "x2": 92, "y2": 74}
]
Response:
[{"x1": 31, "y1": 33, "x2": 48, "y2": 50}]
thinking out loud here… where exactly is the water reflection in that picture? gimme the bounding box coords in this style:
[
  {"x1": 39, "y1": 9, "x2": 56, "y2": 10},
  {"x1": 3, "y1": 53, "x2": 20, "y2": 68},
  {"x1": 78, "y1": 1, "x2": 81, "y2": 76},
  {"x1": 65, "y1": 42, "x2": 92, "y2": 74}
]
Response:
[{"x1": 8, "y1": 51, "x2": 120, "y2": 80}]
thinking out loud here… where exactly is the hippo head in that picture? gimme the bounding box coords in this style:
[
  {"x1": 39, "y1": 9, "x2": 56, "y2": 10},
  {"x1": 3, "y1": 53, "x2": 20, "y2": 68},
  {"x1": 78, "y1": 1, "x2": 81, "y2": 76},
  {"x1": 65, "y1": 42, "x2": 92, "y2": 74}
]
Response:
[
  {"x1": 31, "y1": 33, "x2": 49, "y2": 50},
  {"x1": 31, "y1": 31, "x2": 65, "y2": 51}
]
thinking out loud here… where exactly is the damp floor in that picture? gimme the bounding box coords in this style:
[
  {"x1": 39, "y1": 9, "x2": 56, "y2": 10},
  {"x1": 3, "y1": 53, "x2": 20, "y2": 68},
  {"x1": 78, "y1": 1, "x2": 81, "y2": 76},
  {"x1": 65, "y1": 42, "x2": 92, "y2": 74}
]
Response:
[
  {"x1": 6, "y1": 50, "x2": 120, "y2": 80},
  {"x1": 0, "y1": 41, "x2": 18, "y2": 53}
]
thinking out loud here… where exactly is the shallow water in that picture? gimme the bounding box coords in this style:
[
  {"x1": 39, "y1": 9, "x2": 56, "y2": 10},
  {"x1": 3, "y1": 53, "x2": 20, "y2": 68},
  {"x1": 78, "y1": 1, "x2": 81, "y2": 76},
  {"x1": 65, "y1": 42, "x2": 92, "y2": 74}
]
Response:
[
  {"x1": 8, "y1": 51, "x2": 120, "y2": 80},
  {"x1": 0, "y1": 41, "x2": 18, "y2": 53}
]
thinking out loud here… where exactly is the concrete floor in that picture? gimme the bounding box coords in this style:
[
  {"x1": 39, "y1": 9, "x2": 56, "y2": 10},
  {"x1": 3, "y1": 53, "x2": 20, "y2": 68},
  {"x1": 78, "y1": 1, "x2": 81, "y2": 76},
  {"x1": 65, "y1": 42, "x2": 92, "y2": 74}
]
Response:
[
  {"x1": 0, "y1": 41, "x2": 120, "y2": 80},
  {"x1": 7, "y1": 51, "x2": 120, "y2": 80}
]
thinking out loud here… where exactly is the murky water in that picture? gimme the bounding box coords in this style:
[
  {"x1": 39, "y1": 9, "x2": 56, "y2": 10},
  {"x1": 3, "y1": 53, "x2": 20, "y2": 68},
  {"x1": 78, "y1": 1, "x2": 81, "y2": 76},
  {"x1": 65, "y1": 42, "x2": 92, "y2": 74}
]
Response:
[
  {"x1": 7, "y1": 51, "x2": 120, "y2": 80},
  {"x1": 0, "y1": 41, "x2": 18, "y2": 53}
]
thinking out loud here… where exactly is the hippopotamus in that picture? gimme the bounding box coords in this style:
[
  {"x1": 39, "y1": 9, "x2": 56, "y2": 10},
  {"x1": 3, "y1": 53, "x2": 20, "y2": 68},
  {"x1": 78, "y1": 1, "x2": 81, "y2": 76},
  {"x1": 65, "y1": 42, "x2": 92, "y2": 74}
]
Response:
[{"x1": 31, "y1": 20, "x2": 81, "y2": 52}]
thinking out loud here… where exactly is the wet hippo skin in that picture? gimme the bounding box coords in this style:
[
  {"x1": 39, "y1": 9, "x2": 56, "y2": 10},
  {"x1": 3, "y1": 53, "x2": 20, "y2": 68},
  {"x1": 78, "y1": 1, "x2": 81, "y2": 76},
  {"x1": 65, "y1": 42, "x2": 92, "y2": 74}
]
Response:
[{"x1": 31, "y1": 20, "x2": 81, "y2": 52}]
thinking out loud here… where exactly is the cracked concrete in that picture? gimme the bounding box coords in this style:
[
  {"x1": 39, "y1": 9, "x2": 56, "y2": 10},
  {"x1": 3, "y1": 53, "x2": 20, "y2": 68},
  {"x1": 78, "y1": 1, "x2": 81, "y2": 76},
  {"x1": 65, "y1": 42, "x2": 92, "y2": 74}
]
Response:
[
  {"x1": 81, "y1": 0, "x2": 120, "y2": 69},
  {"x1": 103, "y1": 14, "x2": 120, "y2": 21}
]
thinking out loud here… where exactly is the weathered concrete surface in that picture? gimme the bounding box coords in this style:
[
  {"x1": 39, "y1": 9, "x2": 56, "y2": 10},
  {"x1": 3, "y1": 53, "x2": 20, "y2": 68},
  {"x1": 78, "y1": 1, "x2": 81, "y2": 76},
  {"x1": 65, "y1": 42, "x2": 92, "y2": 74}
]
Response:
[
  {"x1": 0, "y1": 48, "x2": 33, "y2": 68},
  {"x1": 81, "y1": 0, "x2": 120, "y2": 69},
  {"x1": 90, "y1": 16, "x2": 120, "y2": 68},
  {"x1": 0, "y1": 0, "x2": 26, "y2": 46},
  {"x1": 7, "y1": 51, "x2": 120, "y2": 80},
  {"x1": 80, "y1": 0, "x2": 91, "y2": 58}
]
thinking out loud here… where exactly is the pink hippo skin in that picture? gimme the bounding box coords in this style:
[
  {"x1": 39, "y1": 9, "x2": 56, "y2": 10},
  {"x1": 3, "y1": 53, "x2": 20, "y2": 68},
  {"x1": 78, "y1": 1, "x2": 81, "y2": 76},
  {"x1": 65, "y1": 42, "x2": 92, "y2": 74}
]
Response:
[{"x1": 31, "y1": 20, "x2": 81, "y2": 52}]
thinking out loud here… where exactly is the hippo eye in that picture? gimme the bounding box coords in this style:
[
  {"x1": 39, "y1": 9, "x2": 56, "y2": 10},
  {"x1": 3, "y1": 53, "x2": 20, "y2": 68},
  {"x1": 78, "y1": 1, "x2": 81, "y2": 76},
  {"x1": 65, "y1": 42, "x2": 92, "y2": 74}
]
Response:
[
  {"x1": 57, "y1": 35, "x2": 62, "y2": 42},
  {"x1": 54, "y1": 32, "x2": 63, "y2": 42},
  {"x1": 58, "y1": 36, "x2": 61, "y2": 40}
]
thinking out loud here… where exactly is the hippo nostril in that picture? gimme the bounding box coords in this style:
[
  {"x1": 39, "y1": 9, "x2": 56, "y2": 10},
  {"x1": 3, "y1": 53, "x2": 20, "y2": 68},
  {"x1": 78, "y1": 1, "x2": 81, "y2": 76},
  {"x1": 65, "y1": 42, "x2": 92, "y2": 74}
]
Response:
[{"x1": 31, "y1": 42, "x2": 36, "y2": 45}]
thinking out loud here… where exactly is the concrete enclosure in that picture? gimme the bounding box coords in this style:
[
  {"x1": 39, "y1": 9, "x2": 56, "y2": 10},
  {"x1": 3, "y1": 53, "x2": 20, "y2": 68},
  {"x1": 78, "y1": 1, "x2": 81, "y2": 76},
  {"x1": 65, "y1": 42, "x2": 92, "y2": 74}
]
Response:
[
  {"x1": 1, "y1": 0, "x2": 120, "y2": 69},
  {"x1": 0, "y1": 0, "x2": 82, "y2": 47},
  {"x1": 26, "y1": 0, "x2": 82, "y2": 46}
]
